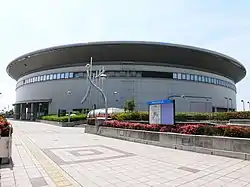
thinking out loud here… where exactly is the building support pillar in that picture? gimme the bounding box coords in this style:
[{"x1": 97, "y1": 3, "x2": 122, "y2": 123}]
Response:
[
  {"x1": 14, "y1": 104, "x2": 20, "y2": 120},
  {"x1": 30, "y1": 103, "x2": 34, "y2": 121},
  {"x1": 20, "y1": 103, "x2": 26, "y2": 120},
  {"x1": 26, "y1": 103, "x2": 31, "y2": 120}
]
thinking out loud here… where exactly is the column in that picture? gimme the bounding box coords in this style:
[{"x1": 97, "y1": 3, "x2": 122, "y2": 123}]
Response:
[
  {"x1": 14, "y1": 104, "x2": 19, "y2": 119},
  {"x1": 26, "y1": 103, "x2": 31, "y2": 120},
  {"x1": 30, "y1": 103, "x2": 34, "y2": 121},
  {"x1": 20, "y1": 103, "x2": 26, "y2": 120}
]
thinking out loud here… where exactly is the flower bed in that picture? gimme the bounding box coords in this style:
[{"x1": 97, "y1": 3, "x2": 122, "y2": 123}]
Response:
[
  {"x1": 0, "y1": 115, "x2": 13, "y2": 137},
  {"x1": 104, "y1": 120, "x2": 250, "y2": 138},
  {"x1": 112, "y1": 111, "x2": 250, "y2": 122}
]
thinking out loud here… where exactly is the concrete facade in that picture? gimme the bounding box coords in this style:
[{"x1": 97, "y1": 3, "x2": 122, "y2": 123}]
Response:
[
  {"x1": 7, "y1": 42, "x2": 246, "y2": 120},
  {"x1": 13, "y1": 64, "x2": 237, "y2": 117}
]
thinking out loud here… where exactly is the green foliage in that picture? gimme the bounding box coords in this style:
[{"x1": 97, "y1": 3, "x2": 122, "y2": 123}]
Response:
[
  {"x1": 41, "y1": 114, "x2": 87, "y2": 122},
  {"x1": 112, "y1": 111, "x2": 148, "y2": 121},
  {"x1": 112, "y1": 111, "x2": 250, "y2": 122},
  {"x1": 124, "y1": 100, "x2": 136, "y2": 112}
]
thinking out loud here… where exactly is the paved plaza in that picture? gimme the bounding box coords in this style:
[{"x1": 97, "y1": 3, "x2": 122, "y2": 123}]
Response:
[{"x1": 1, "y1": 121, "x2": 250, "y2": 187}]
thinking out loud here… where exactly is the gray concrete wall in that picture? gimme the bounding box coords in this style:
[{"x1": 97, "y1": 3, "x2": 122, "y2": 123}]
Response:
[
  {"x1": 85, "y1": 126, "x2": 250, "y2": 160},
  {"x1": 15, "y1": 65, "x2": 236, "y2": 114}
]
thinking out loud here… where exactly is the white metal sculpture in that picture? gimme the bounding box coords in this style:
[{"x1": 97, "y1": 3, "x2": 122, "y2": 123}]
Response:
[{"x1": 81, "y1": 57, "x2": 108, "y2": 121}]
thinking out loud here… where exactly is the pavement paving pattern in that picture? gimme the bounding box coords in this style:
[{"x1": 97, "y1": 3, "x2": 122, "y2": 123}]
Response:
[{"x1": 1, "y1": 120, "x2": 250, "y2": 187}]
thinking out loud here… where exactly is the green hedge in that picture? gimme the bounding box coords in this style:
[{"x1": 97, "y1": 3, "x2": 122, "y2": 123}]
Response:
[
  {"x1": 112, "y1": 111, "x2": 250, "y2": 122},
  {"x1": 112, "y1": 111, "x2": 149, "y2": 121},
  {"x1": 41, "y1": 114, "x2": 87, "y2": 122}
]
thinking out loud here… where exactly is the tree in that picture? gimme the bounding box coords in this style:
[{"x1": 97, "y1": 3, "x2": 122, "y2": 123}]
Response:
[{"x1": 124, "y1": 100, "x2": 136, "y2": 112}]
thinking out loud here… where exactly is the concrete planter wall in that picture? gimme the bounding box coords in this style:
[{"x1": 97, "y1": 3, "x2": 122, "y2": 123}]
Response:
[
  {"x1": 85, "y1": 125, "x2": 250, "y2": 160},
  {"x1": 0, "y1": 136, "x2": 12, "y2": 164},
  {"x1": 38, "y1": 120, "x2": 87, "y2": 127}
]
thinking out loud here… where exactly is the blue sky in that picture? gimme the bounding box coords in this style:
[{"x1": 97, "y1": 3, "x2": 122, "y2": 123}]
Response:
[{"x1": 0, "y1": 0, "x2": 250, "y2": 110}]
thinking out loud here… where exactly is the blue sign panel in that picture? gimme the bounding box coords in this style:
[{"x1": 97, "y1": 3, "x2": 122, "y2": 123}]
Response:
[
  {"x1": 147, "y1": 99, "x2": 174, "y2": 105},
  {"x1": 147, "y1": 99, "x2": 175, "y2": 125}
]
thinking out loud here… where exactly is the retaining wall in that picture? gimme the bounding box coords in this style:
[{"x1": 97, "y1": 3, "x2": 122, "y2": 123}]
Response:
[
  {"x1": 85, "y1": 125, "x2": 250, "y2": 160},
  {"x1": 38, "y1": 120, "x2": 87, "y2": 127}
]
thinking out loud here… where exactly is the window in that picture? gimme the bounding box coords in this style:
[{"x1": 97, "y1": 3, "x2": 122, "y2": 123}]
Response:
[
  {"x1": 60, "y1": 73, "x2": 65, "y2": 79},
  {"x1": 32, "y1": 77, "x2": 35, "y2": 83},
  {"x1": 57, "y1": 73, "x2": 60, "y2": 79},
  {"x1": 186, "y1": 74, "x2": 190, "y2": 80},
  {"x1": 53, "y1": 74, "x2": 57, "y2": 80},
  {"x1": 198, "y1": 75, "x2": 202, "y2": 82},
  {"x1": 216, "y1": 79, "x2": 219, "y2": 84},
  {"x1": 107, "y1": 71, "x2": 115, "y2": 77},
  {"x1": 130, "y1": 72, "x2": 136, "y2": 77},
  {"x1": 141, "y1": 71, "x2": 173, "y2": 78},
  {"x1": 190, "y1": 74, "x2": 194, "y2": 81},
  {"x1": 177, "y1": 73, "x2": 182, "y2": 79},
  {"x1": 136, "y1": 72, "x2": 141, "y2": 77},
  {"x1": 65, "y1": 72, "x2": 69, "y2": 79},
  {"x1": 205, "y1": 77, "x2": 208, "y2": 83},
  {"x1": 69, "y1": 72, "x2": 74, "y2": 78},
  {"x1": 78, "y1": 72, "x2": 84, "y2": 78},
  {"x1": 40, "y1": 75, "x2": 44, "y2": 81},
  {"x1": 194, "y1": 75, "x2": 198, "y2": 81},
  {"x1": 202, "y1": 76, "x2": 205, "y2": 82},
  {"x1": 74, "y1": 72, "x2": 81, "y2": 78},
  {"x1": 119, "y1": 71, "x2": 125, "y2": 77},
  {"x1": 181, "y1": 73, "x2": 186, "y2": 80},
  {"x1": 34, "y1": 76, "x2": 38, "y2": 82},
  {"x1": 49, "y1": 74, "x2": 53, "y2": 80},
  {"x1": 38, "y1": 76, "x2": 41, "y2": 82},
  {"x1": 173, "y1": 73, "x2": 177, "y2": 79},
  {"x1": 208, "y1": 77, "x2": 211, "y2": 83},
  {"x1": 115, "y1": 72, "x2": 120, "y2": 77},
  {"x1": 125, "y1": 72, "x2": 130, "y2": 77}
]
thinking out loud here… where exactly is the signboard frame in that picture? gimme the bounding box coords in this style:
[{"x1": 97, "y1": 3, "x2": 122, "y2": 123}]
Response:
[{"x1": 147, "y1": 99, "x2": 175, "y2": 125}]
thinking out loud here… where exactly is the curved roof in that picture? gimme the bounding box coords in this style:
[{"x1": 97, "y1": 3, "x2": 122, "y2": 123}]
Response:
[{"x1": 6, "y1": 41, "x2": 246, "y2": 83}]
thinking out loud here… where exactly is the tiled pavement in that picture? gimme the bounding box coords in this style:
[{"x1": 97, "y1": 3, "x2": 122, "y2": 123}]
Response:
[{"x1": 1, "y1": 121, "x2": 250, "y2": 187}]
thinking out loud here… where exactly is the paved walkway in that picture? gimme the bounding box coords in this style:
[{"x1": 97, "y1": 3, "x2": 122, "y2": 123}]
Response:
[{"x1": 1, "y1": 121, "x2": 250, "y2": 187}]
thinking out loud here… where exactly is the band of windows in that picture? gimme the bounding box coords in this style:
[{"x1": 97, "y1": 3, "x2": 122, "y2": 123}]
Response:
[
  {"x1": 16, "y1": 71, "x2": 236, "y2": 92},
  {"x1": 173, "y1": 73, "x2": 236, "y2": 91}
]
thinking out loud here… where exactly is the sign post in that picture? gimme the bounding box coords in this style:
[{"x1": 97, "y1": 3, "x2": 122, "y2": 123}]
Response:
[{"x1": 147, "y1": 99, "x2": 175, "y2": 125}]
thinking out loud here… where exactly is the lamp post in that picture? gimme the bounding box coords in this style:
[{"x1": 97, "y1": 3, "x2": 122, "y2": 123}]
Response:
[
  {"x1": 241, "y1": 100, "x2": 245, "y2": 111},
  {"x1": 247, "y1": 101, "x2": 250, "y2": 111},
  {"x1": 85, "y1": 60, "x2": 108, "y2": 121},
  {"x1": 225, "y1": 97, "x2": 229, "y2": 112},
  {"x1": 67, "y1": 90, "x2": 72, "y2": 122}
]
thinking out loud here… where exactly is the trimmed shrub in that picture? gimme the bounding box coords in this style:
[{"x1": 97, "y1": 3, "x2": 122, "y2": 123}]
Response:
[
  {"x1": 41, "y1": 114, "x2": 87, "y2": 122},
  {"x1": 103, "y1": 120, "x2": 250, "y2": 138},
  {"x1": 112, "y1": 112, "x2": 148, "y2": 121},
  {"x1": 112, "y1": 111, "x2": 250, "y2": 122}
]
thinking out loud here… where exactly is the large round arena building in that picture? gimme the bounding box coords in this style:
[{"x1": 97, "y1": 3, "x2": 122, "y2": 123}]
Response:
[{"x1": 7, "y1": 41, "x2": 246, "y2": 120}]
